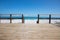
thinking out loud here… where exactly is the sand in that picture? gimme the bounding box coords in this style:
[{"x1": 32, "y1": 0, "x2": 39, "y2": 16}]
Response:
[{"x1": 0, "y1": 23, "x2": 60, "y2": 40}]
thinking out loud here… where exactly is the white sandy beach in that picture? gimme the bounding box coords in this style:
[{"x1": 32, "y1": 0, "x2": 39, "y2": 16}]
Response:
[
  {"x1": 0, "y1": 19, "x2": 60, "y2": 40},
  {"x1": 0, "y1": 23, "x2": 60, "y2": 40}
]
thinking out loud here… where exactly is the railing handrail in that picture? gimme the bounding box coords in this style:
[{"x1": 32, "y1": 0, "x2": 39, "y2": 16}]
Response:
[
  {"x1": 39, "y1": 14, "x2": 60, "y2": 15},
  {"x1": 0, "y1": 14, "x2": 60, "y2": 24},
  {"x1": 0, "y1": 14, "x2": 22, "y2": 15},
  {"x1": 37, "y1": 14, "x2": 60, "y2": 24},
  {"x1": 0, "y1": 14, "x2": 24, "y2": 23}
]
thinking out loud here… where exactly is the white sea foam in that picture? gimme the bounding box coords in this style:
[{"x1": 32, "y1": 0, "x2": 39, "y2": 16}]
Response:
[{"x1": 0, "y1": 19, "x2": 60, "y2": 24}]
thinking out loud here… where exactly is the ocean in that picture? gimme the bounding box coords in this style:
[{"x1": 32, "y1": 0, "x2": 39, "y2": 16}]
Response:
[{"x1": 0, "y1": 16, "x2": 60, "y2": 19}]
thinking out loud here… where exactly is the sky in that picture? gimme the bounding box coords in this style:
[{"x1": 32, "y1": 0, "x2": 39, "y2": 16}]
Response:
[{"x1": 0, "y1": 0, "x2": 60, "y2": 15}]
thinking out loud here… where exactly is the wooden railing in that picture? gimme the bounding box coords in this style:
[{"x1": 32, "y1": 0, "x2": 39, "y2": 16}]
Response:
[
  {"x1": 37, "y1": 14, "x2": 60, "y2": 24},
  {"x1": 0, "y1": 14, "x2": 60, "y2": 24},
  {"x1": 0, "y1": 14, "x2": 24, "y2": 23}
]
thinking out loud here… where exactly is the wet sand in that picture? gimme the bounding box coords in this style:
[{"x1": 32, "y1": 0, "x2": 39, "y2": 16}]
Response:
[{"x1": 0, "y1": 23, "x2": 60, "y2": 40}]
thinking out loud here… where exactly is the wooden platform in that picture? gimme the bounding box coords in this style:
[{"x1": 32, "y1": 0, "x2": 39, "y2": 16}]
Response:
[{"x1": 0, "y1": 24, "x2": 60, "y2": 40}]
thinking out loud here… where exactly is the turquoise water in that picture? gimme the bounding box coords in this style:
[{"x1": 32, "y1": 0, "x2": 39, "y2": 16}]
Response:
[{"x1": 0, "y1": 16, "x2": 60, "y2": 19}]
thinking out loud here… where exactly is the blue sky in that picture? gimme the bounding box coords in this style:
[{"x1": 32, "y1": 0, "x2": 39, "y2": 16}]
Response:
[{"x1": 0, "y1": 0, "x2": 60, "y2": 15}]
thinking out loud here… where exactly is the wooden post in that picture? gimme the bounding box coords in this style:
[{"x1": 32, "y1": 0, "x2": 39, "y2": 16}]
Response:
[
  {"x1": 10, "y1": 14, "x2": 12, "y2": 23},
  {"x1": 0, "y1": 14, "x2": 1, "y2": 23},
  {"x1": 37, "y1": 14, "x2": 39, "y2": 24},
  {"x1": 49, "y1": 14, "x2": 51, "y2": 24},
  {"x1": 22, "y1": 14, "x2": 24, "y2": 23}
]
